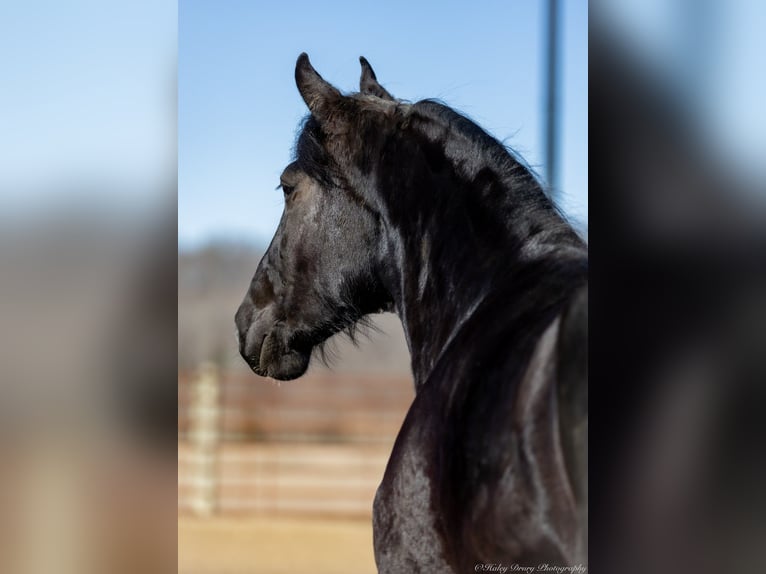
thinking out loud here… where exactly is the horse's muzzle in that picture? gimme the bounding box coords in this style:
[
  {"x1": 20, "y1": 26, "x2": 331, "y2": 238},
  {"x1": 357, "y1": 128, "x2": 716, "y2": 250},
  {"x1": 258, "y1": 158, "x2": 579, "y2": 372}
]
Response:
[{"x1": 235, "y1": 303, "x2": 311, "y2": 380}]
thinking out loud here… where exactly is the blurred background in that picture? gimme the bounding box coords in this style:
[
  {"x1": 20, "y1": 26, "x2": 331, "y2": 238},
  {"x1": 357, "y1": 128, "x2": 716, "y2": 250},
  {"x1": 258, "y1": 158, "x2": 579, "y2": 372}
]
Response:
[
  {"x1": 177, "y1": 1, "x2": 586, "y2": 573},
  {"x1": 0, "y1": 2, "x2": 177, "y2": 574},
  {"x1": 590, "y1": 1, "x2": 766, "y2": 573}
]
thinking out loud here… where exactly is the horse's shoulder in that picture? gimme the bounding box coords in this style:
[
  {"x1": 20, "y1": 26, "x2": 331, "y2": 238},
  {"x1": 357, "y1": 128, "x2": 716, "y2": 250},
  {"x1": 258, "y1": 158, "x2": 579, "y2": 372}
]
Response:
[{"x1": 373, "y1": 388, "x2": 452, "y2": 571}]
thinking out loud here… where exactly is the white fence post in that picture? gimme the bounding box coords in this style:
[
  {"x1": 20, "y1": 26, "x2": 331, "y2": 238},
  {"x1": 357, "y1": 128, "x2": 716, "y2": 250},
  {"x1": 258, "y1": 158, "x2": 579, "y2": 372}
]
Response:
[{"x1": 188, "y1": 362, "x2": 221, "y2": 516}]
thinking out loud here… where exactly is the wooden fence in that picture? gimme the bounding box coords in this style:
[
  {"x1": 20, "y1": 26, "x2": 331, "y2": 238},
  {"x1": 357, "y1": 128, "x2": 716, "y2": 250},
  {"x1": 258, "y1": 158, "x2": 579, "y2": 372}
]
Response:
[{"x1": 178, "y1": 366, "x2": 413, "y2": 518}]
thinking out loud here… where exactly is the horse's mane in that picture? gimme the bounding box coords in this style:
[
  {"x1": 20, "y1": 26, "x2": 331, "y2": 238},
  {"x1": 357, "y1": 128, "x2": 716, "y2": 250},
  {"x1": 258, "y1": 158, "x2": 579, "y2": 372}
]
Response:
[
  {"x1": 410, "y1": 99, "x2": 583, "y2": 244},
  {"x1": 412, "y1": 100, "x2": 543, "y2": 181},
  {"x1": 294, "y1": 97, "x2": 557, "y2": 202},
  {"x1": 292, "y1": 97, "x2": 575, "y2": 235},
  {"x1": 408, "y1": 99, "x2": 560, "y2": 210},
  {"x1": 291, "y1": 115, "x2": 330, "y2": 184}
]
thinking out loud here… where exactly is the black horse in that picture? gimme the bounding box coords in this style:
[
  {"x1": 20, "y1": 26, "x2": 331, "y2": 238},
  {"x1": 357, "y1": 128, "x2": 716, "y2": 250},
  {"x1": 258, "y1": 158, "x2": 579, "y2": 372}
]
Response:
[{"x1": 235, "y1": 54, "x2": 588, "y2": 572}]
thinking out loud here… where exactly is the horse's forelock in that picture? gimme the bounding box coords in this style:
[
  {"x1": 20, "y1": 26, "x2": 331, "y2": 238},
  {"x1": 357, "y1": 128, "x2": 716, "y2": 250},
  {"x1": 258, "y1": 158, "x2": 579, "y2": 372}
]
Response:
[{"x1": 291, "y1": 115, "x2": 334, "y2": 184}]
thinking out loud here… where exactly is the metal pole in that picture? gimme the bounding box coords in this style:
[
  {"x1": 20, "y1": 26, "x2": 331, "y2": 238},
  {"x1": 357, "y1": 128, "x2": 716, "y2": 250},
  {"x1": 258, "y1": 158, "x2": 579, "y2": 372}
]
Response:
[{"x1": 544, "y1": 0, "x2": 560, "y2": 199}]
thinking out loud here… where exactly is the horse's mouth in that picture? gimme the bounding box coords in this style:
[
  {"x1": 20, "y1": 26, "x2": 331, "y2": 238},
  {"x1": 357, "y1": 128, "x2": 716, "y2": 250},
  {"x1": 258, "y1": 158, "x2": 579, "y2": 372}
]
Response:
[{"x1": 245, "y1": 331, "x2": 311, "y2": 381}]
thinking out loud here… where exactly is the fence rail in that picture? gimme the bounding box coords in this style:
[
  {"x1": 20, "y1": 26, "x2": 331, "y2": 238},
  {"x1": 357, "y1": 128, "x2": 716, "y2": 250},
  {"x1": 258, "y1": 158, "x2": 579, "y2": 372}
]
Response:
[
  {"x1": 179, "y1": 441, "x2": 392, "y2": 517},
  {"x1": 178, "y1": 367, "x2": 413, "y2": 518}
]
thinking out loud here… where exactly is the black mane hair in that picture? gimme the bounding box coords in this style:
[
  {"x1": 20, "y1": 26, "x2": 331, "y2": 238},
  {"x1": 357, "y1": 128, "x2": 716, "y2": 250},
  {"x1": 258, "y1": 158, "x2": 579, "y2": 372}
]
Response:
[
  {"x1": 292, "y1": 97, "x2": 580, "y2": 245},
  {"x1": 291, "y1": 115, "x2": 333, "y2": 185},
  {"x1": 407, "y1": 98, "x2": 579, "y2": 238},
  {"x1": 412, "y1": 98, "x2": 547, "y2": 196}
]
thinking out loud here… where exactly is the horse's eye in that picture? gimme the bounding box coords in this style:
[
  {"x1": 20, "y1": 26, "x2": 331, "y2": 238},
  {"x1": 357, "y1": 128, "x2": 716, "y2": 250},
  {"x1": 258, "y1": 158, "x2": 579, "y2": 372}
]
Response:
[{"x1": 282, "y1": 184, "x2": 295, "y2": 197}]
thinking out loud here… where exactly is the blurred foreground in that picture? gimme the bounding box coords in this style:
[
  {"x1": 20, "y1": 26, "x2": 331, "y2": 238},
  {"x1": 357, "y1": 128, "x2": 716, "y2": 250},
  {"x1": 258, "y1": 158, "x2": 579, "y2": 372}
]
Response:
[
  {"x1": 0, "y1": 2, "x2": 177, "y2": 573},
  {"x1": 591, "y1": 2, "x2": 766, "y2": 572}
]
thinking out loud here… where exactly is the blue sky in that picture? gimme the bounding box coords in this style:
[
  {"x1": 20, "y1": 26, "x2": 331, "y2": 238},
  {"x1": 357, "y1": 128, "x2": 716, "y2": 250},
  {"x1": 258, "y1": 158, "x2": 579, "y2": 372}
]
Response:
[
  {"x1": 179, "y1": 0, "x2": 588, "y2": 248},
  {"x1": 0, "y1": 1, "x2": 176, "y2": 201}
]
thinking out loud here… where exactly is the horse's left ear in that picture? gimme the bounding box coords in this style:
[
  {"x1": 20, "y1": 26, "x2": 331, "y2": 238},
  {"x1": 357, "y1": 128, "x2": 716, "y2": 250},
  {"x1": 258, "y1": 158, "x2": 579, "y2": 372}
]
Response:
[
  {"x1": 359, "y1": 56, "x2": 394, "y2": 101},
  {"x1": 295, "y1": 53, "x2": 343, "y2": 122}
]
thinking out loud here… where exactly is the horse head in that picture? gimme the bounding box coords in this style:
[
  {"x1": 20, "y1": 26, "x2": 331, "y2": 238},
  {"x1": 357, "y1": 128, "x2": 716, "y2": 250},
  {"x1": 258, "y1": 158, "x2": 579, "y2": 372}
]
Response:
[{"x1": 235, "y1": 54, "x2": 395, "y2": 379}]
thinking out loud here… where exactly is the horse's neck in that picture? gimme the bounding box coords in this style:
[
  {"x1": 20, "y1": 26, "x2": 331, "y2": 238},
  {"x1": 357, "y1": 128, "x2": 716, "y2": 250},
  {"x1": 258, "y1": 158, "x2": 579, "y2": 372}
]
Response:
[
  {"x1": 378, "y1": 186, "x2": 584, "y2": 389},
  {"x1": 368, "y1": 113, "x2": 586, "y2": 386}
]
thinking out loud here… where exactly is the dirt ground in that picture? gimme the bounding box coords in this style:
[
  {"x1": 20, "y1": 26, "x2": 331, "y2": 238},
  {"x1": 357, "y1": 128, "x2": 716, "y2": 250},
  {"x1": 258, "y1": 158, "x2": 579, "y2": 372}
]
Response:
[{"x1": 178, "y1": 515, "x2": 378, "y2": 574}]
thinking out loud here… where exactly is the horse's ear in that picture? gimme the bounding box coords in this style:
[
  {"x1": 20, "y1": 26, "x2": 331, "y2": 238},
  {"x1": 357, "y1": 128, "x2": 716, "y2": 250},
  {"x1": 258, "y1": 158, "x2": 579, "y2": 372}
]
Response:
[
  {"x1": 295, "y1": 53, "x2": 342, "y2": 122},
  {"x1": 359, "y1": 56, "x2": 394, "y2": 101}
]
